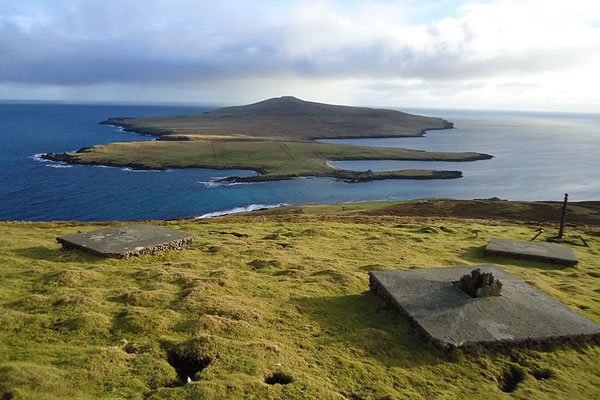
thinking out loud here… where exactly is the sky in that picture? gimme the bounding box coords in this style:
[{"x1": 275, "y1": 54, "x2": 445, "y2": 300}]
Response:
[{"x1": 1, "y1": 0, "x2": 599, "y2": 112}]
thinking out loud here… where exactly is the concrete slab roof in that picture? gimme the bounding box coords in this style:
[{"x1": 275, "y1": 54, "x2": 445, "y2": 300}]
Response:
[
  {"x1": 57, "y1": 224, "x2": 195, "y2": 258},
  {"x1": 485, "y1": 238, "x2": 578, "y2": 266},
  {"x1": 369, "y1": 265, "x2": 599, "y2": 349}
]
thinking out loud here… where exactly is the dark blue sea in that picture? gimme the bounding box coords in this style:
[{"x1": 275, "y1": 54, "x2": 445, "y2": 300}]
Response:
[{"x1": 1, "y1": 103, "x2": 598, "y2": 221}]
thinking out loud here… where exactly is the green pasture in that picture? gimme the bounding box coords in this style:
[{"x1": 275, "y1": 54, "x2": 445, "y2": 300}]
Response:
[{"x1": 1, "y1": 207, "x2": 598, "y2": 399}]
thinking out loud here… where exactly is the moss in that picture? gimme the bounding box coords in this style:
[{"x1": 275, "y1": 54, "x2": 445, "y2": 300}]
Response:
[
  {"x1": 42, "y1": 268, "x2": 98, "y2": 287},
  {"x1": 0, "y1": 207, "x2": 599, "y2": 399},
  {"x1": 121, "y1": 289, "x2": 173, "y2": 307},
  {"x1": 0, "y1": 362, "x2": 66, "y2": 398},
  {"x1": 131, "y1": 353, "x2": 179, "y2": 389},
  {"x1": 113, "y1": 308, "x2": 175, "y2": 335},
  {"x1": 56, "y1": 312, "x2": 112, "y2": 337}
]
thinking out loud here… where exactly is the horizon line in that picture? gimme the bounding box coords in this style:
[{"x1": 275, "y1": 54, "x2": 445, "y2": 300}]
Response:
[{"x1": 0, "y1": 98, "x2": 598, "y2": 117}]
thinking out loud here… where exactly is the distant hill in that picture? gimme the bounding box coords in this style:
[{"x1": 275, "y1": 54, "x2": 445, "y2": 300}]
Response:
[
  {"x1": 101, "y1": 96, "x2": 453, "y2": 140},
  {"x1": 45, "y1": 96, "x2": 489, "y2": 183}
]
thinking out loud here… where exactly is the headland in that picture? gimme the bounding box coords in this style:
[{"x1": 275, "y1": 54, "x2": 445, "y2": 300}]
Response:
[{"x1": 42, "y1": 97, "x2": 492, "y2": 182}]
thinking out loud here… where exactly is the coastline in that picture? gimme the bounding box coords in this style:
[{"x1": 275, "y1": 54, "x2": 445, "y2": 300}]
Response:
[
  {"x1": 99, "y1": 118, "x2": 455, "y2": 141},
  {"x1": 41, "y1": 98, "x2": 490, "y2": 184},
  {"x1": 8, "y1": 102, "x2": 599, "y2": 223},
  {"x1": 40, "y1": 151, "x2": 466, "y2": 183}
]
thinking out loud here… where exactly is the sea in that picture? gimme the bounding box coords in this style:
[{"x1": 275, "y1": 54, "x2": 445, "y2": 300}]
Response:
[{"x1": 1, "y1": 103, "x2": 598, "y2": 221}]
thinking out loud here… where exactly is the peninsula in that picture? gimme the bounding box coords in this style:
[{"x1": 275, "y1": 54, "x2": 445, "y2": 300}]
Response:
[{"x1": 43, "y1": 96, "x2": 493, "y2": 182}]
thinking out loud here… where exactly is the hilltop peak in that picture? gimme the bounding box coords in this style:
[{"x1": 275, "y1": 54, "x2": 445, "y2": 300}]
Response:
[
  {"x1": 276, "y1": 96, "x2": 302, "y2": 101},
  {"x1": 213, "y1": 96, "x2": 315, "y2": 115},
  {"x1": 102, "y1": 96, "x2": 452, "y2": 140}
]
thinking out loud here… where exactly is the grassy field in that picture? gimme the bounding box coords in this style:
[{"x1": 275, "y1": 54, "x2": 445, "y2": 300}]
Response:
[
  {"x1": 244, "y1": 199, "x2": 600, "y2": 226},
  {"x1": 1, "y1": 201, "x2": 599, "y2": 399},
  {"x1": 47, "y1": 139, "x2": 490, "y2": 182}
]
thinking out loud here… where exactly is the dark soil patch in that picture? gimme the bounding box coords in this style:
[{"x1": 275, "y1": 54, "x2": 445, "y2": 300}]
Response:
[
  {"x1": 499, "y1": 365, "x2": 525, "y2": 393},
  {"x1": 262, "y1": 233, "x2": 282, "y2": 240},
  {"x1": 167, "y1": 350, "x2": 212, "y2": 385},
  {"x1": 531, "y1": 368, "x2": 555, "y2": 380},
  {"x1": 265, "y1": 371, "x2": 294, "y2": 385},
  {"x1": 212, "y1": 231, "x2": 248, "y2": 238},
  {"x1": 207, "y1": 246, "x2": 221, "y2": 254}
]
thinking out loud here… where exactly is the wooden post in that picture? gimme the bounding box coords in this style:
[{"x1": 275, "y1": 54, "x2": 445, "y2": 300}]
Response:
[{"x1": 558, "y1": 193, "x2": 568, "y2": 239}]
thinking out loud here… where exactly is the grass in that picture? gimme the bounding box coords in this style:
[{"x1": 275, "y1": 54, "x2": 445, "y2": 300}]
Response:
[
  {"x1": 245, "y1": 199, "x2": 600, "y2": 226},
  {"x1": 100, "y1": 96, "x2": 452, "y2": 140},
  {"x1": 53, "y1": 139, "x2": 490, "y2": 182},
  {"x1": 1, "y1": 203, "x2": 599, "y2": 399}
]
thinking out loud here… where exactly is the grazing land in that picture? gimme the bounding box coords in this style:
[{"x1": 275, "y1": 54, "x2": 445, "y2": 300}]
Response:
[
  {"x1": 1, "y1": 199, "x2": 599, "y2": 399},
  {"x1": 46, "y1": 139, "x2": 488, "y2": 182},
  {"x1": 99, "y1": 96, "x2": 453, "y2": 140},
  {"x1": 43, "y1": 97, "x2": 492, "y2": 181}
]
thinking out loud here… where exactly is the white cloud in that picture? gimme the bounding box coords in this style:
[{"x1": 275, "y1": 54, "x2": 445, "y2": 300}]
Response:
[{"x1": 0, "y1": 0, "x2": 598, "y2": 111}]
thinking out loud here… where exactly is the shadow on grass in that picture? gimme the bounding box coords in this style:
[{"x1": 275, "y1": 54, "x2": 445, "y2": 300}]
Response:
[
  {"x1": 461, "y1": 245, "x2": 567, "y2": 271},
  {"x1": 294, "y1": 291, "x2": 443, "y2": 368},
  {"x1": 14, "y1": 246, "x2": 102, "y2": 263}
]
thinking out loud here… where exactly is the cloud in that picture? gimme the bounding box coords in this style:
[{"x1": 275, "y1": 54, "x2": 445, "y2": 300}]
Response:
[{"x1": 0, "y1": 0, "x2": 599, "y2": 110}]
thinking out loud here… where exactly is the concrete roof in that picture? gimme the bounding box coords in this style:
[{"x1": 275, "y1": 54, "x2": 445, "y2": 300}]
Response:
[
  {"x1": 369, "y1": 265, "x2": 599, "y2": 349},
  {"x1": 57, "y1": 224, "x2": 195, "y2": 258},
  {"x1": 485, "y1": 238, "x2": 578, "y2": 266}
]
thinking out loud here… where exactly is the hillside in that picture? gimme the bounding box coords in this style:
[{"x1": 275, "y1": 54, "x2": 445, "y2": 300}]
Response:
[
  {"x1": 43, "y1": 97, "x2": 491, "y2": 182},
  {"x1": 1, "y1": 200, "x2": 599, "y2": 399},
  {"x1": 100, "y1": 96, "x2": 453, "y2": 140},
  {"x1": 239, "y1": 198, "x2": 600, "y2": 226}
]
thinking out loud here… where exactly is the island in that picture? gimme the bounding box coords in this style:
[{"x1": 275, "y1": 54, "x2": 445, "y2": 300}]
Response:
[{"x1": 42, "y1": 96, "x2": 493, "y2": 182}]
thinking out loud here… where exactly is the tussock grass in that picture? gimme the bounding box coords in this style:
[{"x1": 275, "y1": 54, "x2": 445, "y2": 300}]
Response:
[{"x1": 0, "y1": 211, "x2": 599, "y2": 399}]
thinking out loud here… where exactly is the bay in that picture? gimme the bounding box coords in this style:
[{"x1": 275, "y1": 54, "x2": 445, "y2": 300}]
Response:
[
  {"x1": 0, "y1": 103, "x2": 598, "y2": 221},
  {"x1": 322, "y1": 108, "x2": 599, "y2": 201}
]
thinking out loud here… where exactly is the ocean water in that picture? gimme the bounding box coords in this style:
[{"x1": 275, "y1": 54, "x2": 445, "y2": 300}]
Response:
[
  {"x1": 323, "y1": 108, "x2": 600, "y2": 201},
  {"x1": 0, "y1": 103, "x2": 598, "y2": 221}
]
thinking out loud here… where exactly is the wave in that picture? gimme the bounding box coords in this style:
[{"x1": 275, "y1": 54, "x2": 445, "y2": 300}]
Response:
[
  {"x1": 196, "y1": 177, "x2": 230, "y2": 188},
  {"x1": 196, "y1": 176, "x2": 267, "y2": 188},
  {"x1": 197, "y1": 181, "x2": 223, "y2": 188},
  {"x1": 225, "y1": 181, "x2": 263, "y2": 186},
  {"x1": 31, "y1": 153, "x2": 72, "y2": 168},
  {"x1": 31, "y1": 153, "x2": 51, "y2": 162},
  {"x1": 195, "y1": 203, "x2": 287, "y2": 219},
  {"x1": 46, "y1": 164, "x2": 72, "y2": 168},
  {"x1": 196, "y1": 177, "x2": 264, "y2": 188},
  {"x1": 120, "y1": 167, "x2": 173, "y2": 173}
]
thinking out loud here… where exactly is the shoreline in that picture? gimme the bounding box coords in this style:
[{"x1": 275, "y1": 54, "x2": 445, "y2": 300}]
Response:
[
  {"x1": 2, "y1": 198, "x2": 599, "y2": 224},
  {"x1": 42, "y1": 98, "x2": 489, "y2": 183},
  {"x1": 100, "y1": 118, "x2": 455, "y2": 141}
]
